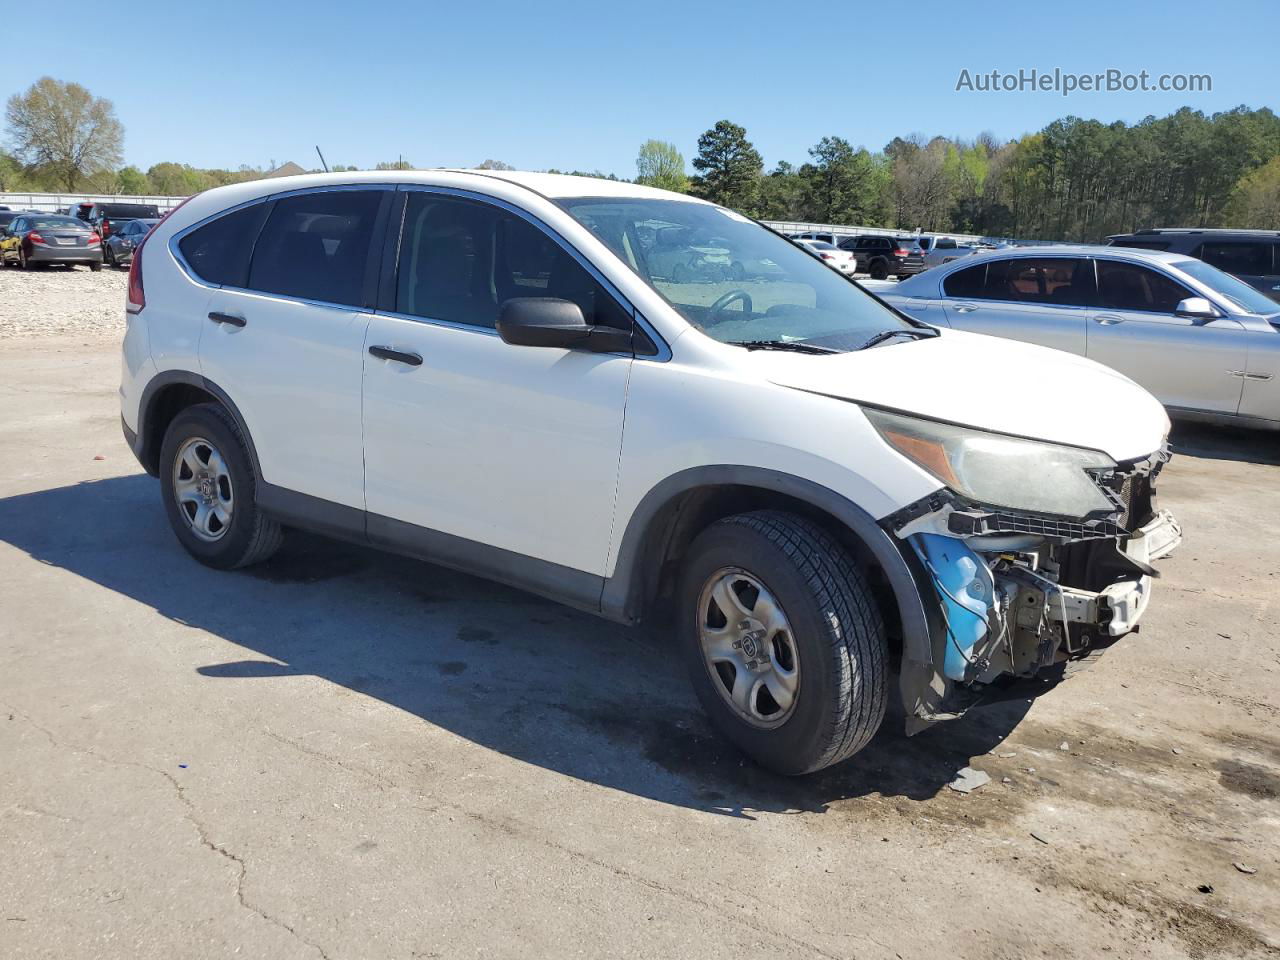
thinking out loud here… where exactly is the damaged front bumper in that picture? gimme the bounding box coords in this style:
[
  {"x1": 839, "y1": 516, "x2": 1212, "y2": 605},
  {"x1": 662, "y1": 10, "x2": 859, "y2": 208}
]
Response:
[{"x1": 887, "y1": 448, "x2": 1181, "y2": 732}]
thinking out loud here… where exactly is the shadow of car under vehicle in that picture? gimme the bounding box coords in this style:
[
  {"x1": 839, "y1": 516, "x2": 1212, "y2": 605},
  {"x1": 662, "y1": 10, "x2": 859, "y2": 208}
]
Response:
[
  {"x1": 0, "y1": 474, "x2": 1038, "y2": 818},
  {"x1": 1170, "y1": 421, "x2": 1280, "y2": 466}
]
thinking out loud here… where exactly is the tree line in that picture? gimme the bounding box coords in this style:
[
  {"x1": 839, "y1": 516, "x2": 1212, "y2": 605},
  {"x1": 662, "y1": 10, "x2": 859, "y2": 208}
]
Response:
[{"x1": 5, "y1": 76, "x2": 1279, "y2": 240}]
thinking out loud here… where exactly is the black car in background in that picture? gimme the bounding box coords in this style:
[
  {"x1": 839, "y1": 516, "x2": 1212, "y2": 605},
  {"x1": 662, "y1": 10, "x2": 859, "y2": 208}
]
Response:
[
  {"x1": 103, "y1": 218, "x2": 159, "y2": 267},
  {"x1": 68, "y1": 201, "x2": 161, "y2": 242},
  {"x1": 846, "y1": 235, "x2": 926, "y2": 280},
  {"x1": 0, "y1": 213, "x2": 103, "y2": 270},
  {"x1": 1108, "y1": 228, "x2": 1280, "y2": 304}
]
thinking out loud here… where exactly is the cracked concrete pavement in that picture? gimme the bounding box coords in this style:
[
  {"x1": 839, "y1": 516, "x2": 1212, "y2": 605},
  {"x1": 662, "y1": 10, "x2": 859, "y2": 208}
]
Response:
[{"x1": 1, "y1": 336, "x2": 1279, "y2": 959}]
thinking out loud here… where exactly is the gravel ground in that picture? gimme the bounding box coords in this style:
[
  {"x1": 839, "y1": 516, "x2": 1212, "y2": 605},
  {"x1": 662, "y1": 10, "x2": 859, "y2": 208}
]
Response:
[{"x1": 0, "y1": 264, "x2": 128, "y2": 339}]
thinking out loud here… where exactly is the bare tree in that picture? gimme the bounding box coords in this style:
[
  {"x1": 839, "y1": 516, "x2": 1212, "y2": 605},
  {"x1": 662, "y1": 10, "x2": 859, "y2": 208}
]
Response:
[{"x1": 5, "y1": 77, "x2": 123, "y2": 191}]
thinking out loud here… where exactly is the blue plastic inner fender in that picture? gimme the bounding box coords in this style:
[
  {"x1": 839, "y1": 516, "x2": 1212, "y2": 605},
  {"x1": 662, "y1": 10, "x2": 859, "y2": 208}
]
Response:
[{"x1": 910, "y1": 533, "x2": 995, "y2": 682}]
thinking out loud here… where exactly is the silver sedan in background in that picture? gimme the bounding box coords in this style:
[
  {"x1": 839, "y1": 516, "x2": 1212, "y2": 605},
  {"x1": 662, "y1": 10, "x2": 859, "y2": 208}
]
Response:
[{"x1": 879, "y1": 246, "x2": 1280, "y2": 429}]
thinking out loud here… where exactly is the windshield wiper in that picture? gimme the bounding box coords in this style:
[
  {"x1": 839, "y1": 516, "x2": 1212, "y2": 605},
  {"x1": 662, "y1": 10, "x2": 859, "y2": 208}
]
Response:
[
  {"x1": 856, "y1": 327, "x2": 940, "y2": 350},
  {"x1": 731, "y1": 339, "x2": 841, "y2": 354}
]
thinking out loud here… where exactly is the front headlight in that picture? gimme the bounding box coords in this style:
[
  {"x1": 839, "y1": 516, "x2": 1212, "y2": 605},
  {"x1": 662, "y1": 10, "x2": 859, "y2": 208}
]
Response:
[{"x1": 863, "y1": 408, "x2": 1117, "y2": 517}]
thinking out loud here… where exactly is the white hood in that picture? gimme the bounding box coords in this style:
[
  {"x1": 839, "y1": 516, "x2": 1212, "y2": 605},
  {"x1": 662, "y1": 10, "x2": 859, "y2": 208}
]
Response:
[{"x1": 755, "y1": 329, "x2": 1170, "y2": 462}]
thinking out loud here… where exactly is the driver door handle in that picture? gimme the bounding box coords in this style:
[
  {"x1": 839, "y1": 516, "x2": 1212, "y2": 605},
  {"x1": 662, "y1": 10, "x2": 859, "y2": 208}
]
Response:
[
  {"x1": 368, "y1": 345, "x2": 423, "y2": 366},
  {"x1": 1093, "y1": 314, "x2": 1125, "y2": 325},
  {"x1": 208, "y1": 311, "x2": 246, "y2": 327},
  {"x1": 952, "y1": 303, "x2": 979, "y2": 314}
]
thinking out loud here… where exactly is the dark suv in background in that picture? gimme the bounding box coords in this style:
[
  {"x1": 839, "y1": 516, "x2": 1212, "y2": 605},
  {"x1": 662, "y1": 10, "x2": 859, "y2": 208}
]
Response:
[
  {"x1": 1108, "y1": 228, "x2": 1280, "y2": 304},
  {"x1": 68, "y1": 201, "x2": 162, "y2": 244},
  {"x1": 846, "y1": 236, "x2": 925, "y2": 280}
]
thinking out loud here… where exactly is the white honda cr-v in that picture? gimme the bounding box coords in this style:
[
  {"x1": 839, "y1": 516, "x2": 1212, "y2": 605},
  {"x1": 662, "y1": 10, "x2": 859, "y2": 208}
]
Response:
[{"x1": 120, "y1": 171, "x2": 1181, "y2": 775}]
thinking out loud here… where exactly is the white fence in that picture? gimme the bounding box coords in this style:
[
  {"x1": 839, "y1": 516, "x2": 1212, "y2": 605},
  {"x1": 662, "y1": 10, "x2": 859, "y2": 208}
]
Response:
[
  {"x1": 763, "y1": 220, "x2": 990, "y2": 245},
  {"x1": 0, "y1": 192, "x2": 189, "y2": 213}
]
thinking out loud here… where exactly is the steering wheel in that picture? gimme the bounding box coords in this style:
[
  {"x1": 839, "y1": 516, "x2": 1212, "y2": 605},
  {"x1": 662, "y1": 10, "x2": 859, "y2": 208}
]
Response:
[{"x1": 704, "y1": 289, "x2": 753, "y2": 326}]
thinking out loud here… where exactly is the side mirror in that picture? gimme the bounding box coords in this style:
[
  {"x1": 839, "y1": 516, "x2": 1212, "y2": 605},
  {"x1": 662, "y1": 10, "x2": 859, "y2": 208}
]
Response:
[
  {"x1": 1174, "y1": 296, "x2": 1219, "y2": 320},
  {"x1": 497, "y1": 297, "x2": 631, "y2": 353}
]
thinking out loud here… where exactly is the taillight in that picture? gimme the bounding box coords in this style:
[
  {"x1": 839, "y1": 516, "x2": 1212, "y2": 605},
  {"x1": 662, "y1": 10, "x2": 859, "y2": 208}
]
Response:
[
  {"x1": 820, "y1": 253, "x2": 834, "y2": 260},
  {"x1": 102, "y1": 220, "x2": 112, "y2": 237},
  {"x1": 88, "y1": 232, "x2": 101, "y2": 245},
  {"x1": 28, "y1": 231, "x2": 46, "y2": 245},
  {"x1": 127, "y1": 196, "x2": 192, "y2": 315},
  {"x1": 893, "y1": 248, "x2": 911, "y2": 257}
]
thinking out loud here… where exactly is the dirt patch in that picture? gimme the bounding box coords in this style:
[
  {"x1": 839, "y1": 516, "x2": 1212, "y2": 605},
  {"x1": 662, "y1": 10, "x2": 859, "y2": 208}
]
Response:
[{"x1": 1217, "y1": 759, "x2": 1280, "y2": 800}]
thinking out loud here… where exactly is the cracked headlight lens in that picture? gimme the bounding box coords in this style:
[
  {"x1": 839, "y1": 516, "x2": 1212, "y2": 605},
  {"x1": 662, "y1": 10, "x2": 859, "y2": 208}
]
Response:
[{"x1": 864, "y1": 408, "x2": 1117, "y2": 517}]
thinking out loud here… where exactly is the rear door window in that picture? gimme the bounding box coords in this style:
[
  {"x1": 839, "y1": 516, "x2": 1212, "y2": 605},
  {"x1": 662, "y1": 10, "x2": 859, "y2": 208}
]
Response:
[
  {"x1": 984, "y1": 258, "x2": 1091, "y2": 305},
  {"x1": 179, "y1": 202, "x2": 270, "y2": 288},
  {"x1": 395, "y1": 192, "x2": 631, "y2": 331},
  {"x1": 937, "y1": 238, "x2": 957, "y2": 250},
  {"x1": 1096, "y1": 260, "x2": 1192, "y2": 313},
  {"x1": 1194, "y1": 241, "x2": 1273, "y2": 276},
  {"x1": 248, "y1": 190, "x2": 383, "y2": 306}
]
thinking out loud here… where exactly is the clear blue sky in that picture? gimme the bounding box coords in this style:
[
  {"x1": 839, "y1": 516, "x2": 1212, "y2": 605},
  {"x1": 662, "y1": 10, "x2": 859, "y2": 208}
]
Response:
[{"x1": 6, "y1": 0, "x2": 1274, "y2": 175}]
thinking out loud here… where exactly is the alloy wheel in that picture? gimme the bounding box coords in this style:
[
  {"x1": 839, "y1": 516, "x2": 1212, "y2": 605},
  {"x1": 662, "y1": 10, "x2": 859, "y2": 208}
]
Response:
[
  {"x1": 697, "y1": 567, "x2": 801, "y2": 728},
  {"x1": 172, "y1": 436, "x2": 234, "y2": 542}
]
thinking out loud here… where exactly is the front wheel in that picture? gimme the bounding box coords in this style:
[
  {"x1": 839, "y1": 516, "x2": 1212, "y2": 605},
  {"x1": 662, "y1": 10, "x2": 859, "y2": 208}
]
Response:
[
  {"x1": 678, "y1": 511, "x2": 888, "y2": 775},
  {"x1": 159, "y1": 403, "x2": 283, "y2": 569},
  {"x1": 89, "y1": 262, "x2": 102, "y2": 272}
]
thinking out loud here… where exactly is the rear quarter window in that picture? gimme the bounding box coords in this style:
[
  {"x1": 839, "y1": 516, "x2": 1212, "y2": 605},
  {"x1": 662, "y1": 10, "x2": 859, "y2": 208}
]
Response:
[
  {"x1": 178, "y1": 203, "x2": 270, "y2": 287},
  {"x1": 943, "y1": 262, "x2": 986, "y2": 298}
]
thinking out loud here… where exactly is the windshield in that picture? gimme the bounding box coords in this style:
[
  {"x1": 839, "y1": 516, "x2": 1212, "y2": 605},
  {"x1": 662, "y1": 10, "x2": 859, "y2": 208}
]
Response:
[
  {"x1": 1176, "y1": 258, "x2": 1279, "y2": 315},
  {"x1": 557, "y1": 197, "x2": 912, "y2": 351}
]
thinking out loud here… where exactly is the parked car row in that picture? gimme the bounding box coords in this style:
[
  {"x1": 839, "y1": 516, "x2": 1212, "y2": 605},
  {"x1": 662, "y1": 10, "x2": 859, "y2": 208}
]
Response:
[{"x1": 0, "y1": 206, "x2": 160, "y2": 271}]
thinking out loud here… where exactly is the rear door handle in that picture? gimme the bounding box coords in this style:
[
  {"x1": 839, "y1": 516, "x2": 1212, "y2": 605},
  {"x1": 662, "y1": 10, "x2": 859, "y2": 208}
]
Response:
[
  {"x1": 368, "y1": 345, "x2": 423, "y2": 366},
  {"x1": 952, "y1": 303, "x2": 979, "y2": 314},
  {"x1": 1093, "y1": 314, "x2": 1125, "y2": 325},
  {"x1": 208, "y1": 312, "x2": 246, "y2": 328}
]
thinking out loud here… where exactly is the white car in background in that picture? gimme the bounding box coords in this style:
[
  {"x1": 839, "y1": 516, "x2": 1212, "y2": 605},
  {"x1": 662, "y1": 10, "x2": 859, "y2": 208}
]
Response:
[
  {"x1": 792, "y1": 238, "x2": 856, "y2": 273},
  {"x1": 119, "y1": 172, "x2": 1180, "y2": 775}
]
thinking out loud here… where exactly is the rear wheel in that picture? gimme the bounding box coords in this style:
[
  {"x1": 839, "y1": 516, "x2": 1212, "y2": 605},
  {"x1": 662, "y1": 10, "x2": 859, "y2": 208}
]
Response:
[
  {"x1": 869, "y1": 260, "x2": 889, "y2": 280},
  {"x1": 104, "y1": 245, "x2": 115, "y2": 267},
  {"x1": 678, "y1": 511, "x2": 888, "y2": 775},
  {"x1": 159, "y1": 404, "x2": 283, "y2": 569},
  {"x1": 89, "y1": 262, "x2": 102, "y2": 272}
]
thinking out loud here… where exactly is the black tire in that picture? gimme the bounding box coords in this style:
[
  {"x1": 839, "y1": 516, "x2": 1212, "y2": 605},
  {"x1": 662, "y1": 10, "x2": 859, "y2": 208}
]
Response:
[
  {"x1": 104, "y1": 245, "x2": 115, "y2": 267},
  {"x1": 159, "y1": 403, "x2": 283, "y2": 569},
  {"x1": 678, "y1": 510, "x2": 888, "y2": 775},
  {"x1": 18, "y1": 248, "x2": 29, "y2": 270},
  {"x1": 89, "y1": 262, "x2": 102, "y2": 272},
  {"x1": 897, "y1": 274, "x2": 910, "y2": 282},
  {"x1": 869, "y1": 259, "x2": 889, "y2": 280}
]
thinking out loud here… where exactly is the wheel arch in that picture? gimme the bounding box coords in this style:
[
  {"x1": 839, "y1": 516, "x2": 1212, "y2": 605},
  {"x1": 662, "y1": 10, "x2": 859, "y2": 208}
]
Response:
[
  {"x1": 601, "y1": 466, "x2": 936, "y2": 677},
  {"x1": 134, "y1": 371, "x2": 261, "y2": 480}
]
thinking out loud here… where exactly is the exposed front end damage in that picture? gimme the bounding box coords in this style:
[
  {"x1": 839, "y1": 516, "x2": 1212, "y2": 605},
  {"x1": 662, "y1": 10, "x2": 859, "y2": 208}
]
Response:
[{"x1": 886, "y1": 446, "x2": 1182, "y2": 732}]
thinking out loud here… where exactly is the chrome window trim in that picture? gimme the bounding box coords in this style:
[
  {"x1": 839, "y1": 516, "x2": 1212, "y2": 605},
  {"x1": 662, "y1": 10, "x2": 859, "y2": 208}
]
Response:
[{"x1": 388, "y1": 184, "x2": 671, "y2": 361}]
